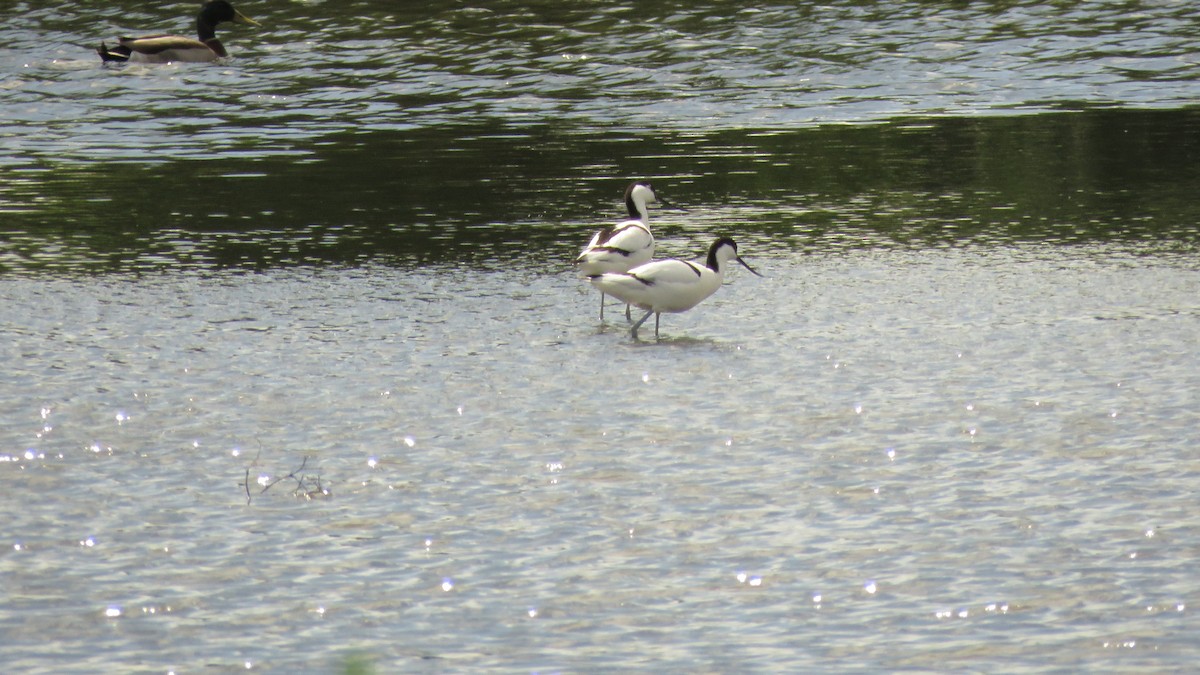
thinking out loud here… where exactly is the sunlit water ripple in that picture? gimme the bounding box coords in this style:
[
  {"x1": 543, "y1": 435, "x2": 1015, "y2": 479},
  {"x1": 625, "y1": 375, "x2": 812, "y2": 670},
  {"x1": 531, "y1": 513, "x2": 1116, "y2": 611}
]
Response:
[
  {"x1": 3, "y1": 1, "x2": 1200, "y2": 672},
  {"x1": 5, "y1": 0, "x2": 1198, "y2": 161},
  {"x1": 3, "y1": 248, "x2": 1200, "y2": 671}
]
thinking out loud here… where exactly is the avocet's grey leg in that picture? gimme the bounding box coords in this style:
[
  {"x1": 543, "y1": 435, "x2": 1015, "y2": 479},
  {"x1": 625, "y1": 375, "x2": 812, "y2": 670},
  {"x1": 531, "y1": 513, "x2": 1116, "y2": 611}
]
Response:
[{"x1": 631, "y1": 309, "x2": 655, "y2": 340}]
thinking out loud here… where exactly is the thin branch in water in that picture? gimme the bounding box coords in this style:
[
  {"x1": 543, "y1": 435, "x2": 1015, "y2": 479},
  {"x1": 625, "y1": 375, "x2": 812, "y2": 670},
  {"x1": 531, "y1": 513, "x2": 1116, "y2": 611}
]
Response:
[
  {"x1": 237, "y1": 448, "x2": 264, "y2": 505},
  {"x1": 243, "y1": 455, "x2": 330, "y2": 504}
]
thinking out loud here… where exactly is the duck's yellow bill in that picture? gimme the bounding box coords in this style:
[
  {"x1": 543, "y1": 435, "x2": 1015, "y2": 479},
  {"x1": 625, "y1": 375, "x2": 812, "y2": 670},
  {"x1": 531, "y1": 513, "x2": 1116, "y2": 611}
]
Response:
[{"x1": 234, "y1": 9, "x2": 261, "y2": 27}]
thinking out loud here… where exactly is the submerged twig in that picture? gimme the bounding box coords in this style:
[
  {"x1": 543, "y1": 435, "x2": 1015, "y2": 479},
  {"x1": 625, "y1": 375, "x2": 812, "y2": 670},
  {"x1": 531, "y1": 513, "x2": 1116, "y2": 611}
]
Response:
[
  {"x1": 241, "y1": 454, "x2": 331, "y2": 504},
  {"x1": 237, "y1": 448, "x2": 264, "y2": 505}
]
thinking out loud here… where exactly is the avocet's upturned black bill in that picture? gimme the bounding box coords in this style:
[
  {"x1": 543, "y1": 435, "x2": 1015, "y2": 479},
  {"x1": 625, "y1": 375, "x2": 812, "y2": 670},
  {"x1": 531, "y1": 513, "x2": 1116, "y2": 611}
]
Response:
[
  {"x1": 587, "y1": 237, "x2": 763, "y2": 339},
  {"x1": 98, "y1": 1, "x2": 261, "y2": 63},
  {"x1": 575, "y1": 181, "x2": 659, "y2": 320}
]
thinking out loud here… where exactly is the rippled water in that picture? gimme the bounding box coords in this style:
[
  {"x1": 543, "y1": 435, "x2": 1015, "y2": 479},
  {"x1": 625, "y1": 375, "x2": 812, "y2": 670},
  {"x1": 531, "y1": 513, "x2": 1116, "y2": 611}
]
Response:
[
  {"x1": 2, "y1": 1, "x2": 1199, "y2": 672},
  {"x1": 4, "y1": 250, "x2": 1199, "y2": 672},
  {"x1": 7, "y1": 0, "x2": 1200, "y2": 160}
]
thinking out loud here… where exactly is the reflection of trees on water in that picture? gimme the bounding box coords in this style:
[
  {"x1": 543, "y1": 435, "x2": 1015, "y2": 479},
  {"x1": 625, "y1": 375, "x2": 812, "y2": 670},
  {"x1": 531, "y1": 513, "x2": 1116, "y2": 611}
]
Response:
[{"x1": 4, "y1": 108, "x2": 1197, "y2": 274}]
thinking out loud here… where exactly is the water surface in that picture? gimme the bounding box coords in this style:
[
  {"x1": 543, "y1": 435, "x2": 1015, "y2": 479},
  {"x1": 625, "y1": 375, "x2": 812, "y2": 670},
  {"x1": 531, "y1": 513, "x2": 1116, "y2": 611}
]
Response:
[{"x1": 2, "y1": 1, "x2": 1199, "y2": 672}]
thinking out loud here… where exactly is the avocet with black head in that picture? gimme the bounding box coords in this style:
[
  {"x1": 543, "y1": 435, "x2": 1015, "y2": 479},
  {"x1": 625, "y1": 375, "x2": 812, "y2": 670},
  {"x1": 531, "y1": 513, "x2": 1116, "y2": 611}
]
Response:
[
  {"x1": 575, "y1": 181, "x2": 659, "y2": 320},
  {"x1": 588, "y1": 237, "x2": 763, "y2": 339}
]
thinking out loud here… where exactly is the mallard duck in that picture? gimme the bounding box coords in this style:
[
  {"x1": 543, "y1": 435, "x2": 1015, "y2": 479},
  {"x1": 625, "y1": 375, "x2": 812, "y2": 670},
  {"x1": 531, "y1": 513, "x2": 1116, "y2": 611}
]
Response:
[{"x1": 98, "y1": 1, "x2": 260, "y2": 63}]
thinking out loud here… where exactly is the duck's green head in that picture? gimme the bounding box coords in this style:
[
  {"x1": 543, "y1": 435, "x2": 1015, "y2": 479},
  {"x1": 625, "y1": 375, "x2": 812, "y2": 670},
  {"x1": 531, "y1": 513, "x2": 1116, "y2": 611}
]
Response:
[{"x1": 200, "y1": 1, "x2": 261, "y2": 29}]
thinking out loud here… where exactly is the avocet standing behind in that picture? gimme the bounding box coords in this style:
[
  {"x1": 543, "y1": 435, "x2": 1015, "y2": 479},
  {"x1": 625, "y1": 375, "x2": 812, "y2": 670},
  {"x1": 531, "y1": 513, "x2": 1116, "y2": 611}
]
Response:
[
  {"x1": 588, "y1": 237, "x2": 763, "y2": 339},
  {"x1": 575, "y1": 181, "x2": 659, "y2": 320}
]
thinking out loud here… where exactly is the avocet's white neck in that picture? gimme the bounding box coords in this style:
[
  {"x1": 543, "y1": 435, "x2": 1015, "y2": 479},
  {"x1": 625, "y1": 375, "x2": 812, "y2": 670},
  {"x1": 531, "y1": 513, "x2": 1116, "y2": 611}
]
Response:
[{"x1": 625, "y1": 184, "x2": 656, "y2": 221}]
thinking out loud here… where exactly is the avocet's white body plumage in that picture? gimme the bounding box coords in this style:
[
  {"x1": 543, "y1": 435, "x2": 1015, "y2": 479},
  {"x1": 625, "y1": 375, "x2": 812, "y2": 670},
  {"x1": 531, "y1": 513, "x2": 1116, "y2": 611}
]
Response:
[
  {"x1": 576, "y1": 181, "x2": 659, "y2": 319},
  {"x1": 589, "y1": 237, "x2": 762, "y2": 339}
]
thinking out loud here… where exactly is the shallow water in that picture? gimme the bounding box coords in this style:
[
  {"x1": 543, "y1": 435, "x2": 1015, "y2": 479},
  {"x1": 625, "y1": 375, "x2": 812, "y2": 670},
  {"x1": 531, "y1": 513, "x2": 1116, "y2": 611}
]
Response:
[
  {"x1": 2, "y1": 1, "x2": 1199, "y2": 672},
  {"x1": 3, "y1": 250, "x2": 1199, "y2": 672}
]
